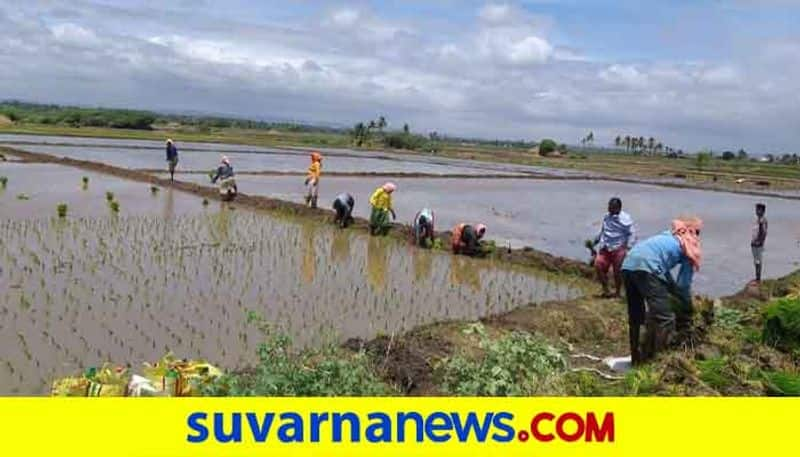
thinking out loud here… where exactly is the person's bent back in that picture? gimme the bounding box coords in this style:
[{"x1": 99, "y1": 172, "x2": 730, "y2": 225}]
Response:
[
  {"x1": 333, "y1": 193, "x2": 355, "y2": 228},
  {"x1": 621, "y1": 217, "x2": 701, "y2": 364}
]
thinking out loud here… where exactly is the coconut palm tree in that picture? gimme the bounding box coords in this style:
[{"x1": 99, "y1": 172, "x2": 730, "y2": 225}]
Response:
[{"x1": 615, "y1": 136, "x2": 622, "y2": 149}]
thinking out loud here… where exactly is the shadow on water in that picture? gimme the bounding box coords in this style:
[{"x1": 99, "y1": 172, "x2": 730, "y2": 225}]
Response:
[
  {"x1": 367, "y1": 235, "x2": 389, "y2": 292},
  {"x1": 302, "y1": 222, "x2": 316, "y2": 284},
  {"x1": 330, "y1": 228, "x2": 352, "y2": 264},
  {"x1": 450, "y1": 255, "x2": 482, "y2": 293}
]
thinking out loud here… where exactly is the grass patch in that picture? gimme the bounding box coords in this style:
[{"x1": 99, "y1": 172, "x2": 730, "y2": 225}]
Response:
[
  {"x1": 761, "y1": 370, "x2": 800, "y2": 396},
  {"x1": 202, "y1": 313, "x2": 394, "y2": 396},
  {"x1": 435, "y1": 323, "x2": 566, "y2": 396},
  {"x1": 762, "y1": 297, "x2": 800, "y2": 352}
]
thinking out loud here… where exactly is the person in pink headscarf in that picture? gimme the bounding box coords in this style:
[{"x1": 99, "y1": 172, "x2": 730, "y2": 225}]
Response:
[
  {"x1": 451, "y1": 223, "x2": 487, "y2": 256},
  {"x1": 621, "y1": 216, "x2": 703, "y2": 364}
]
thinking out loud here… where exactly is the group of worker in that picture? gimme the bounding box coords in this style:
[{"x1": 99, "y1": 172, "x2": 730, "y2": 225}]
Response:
[
  {"x1": 590, "y1": 197, "x2": 767, "y2": 365},
  {"x1": 305, "y1": 149, "x2": 488, "y2": 254},
  {"x1": 166, "y1": 139, "x2": 770, "y2": 365}
]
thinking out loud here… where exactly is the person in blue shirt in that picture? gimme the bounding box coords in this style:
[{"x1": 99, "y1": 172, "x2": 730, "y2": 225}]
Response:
[
  {"x1": 165, "y1": 139, "x2": 178, "y2": 182},
  {"x1": 622, "y1": 217, "x2": 703, "y2": 365},
  {"x1": 592, "y1": 197, "x2": 636, "y2": 298}
]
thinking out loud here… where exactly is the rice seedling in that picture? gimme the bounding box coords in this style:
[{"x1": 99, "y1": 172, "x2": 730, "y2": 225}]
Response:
[
  {"x1": 202, "y1": 198, "x2": 209, "y2": 206},
  {"x1": 81, "y1": 176, "x2": 89, "y2": 189},
  {"x1": 56, "y1": 203, "x2": 68, "y2": 218},
  {"x1": 16, "y1": 193, "x2": 29, "y2": 200},
  {"x1": 150, "y1": 185, "x2": 159, "y2": 195},
  {"x1": 105, "y1": 191, "x2": 115, "y2": 202},
  {"x1": 0, "y1": 176, "x2": 7, "y2": 188},
  {"x1": 109, "y1": 201, "x2": 120, "y2": 213}
]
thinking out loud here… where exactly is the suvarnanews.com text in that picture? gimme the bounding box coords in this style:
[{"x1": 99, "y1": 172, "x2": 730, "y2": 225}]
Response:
[{"x1": 187, "y1": 410, "x2": 615, "y2": 444}]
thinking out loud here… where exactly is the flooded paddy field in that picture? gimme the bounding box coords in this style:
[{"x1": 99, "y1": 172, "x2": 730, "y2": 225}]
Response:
[
  {"x1": 0, "y1": 162, "x2": 204, "y2": 218},
  {"x1": 4, "y1": 143, "x2": 523, "y2": 176},
  {"x1": 1, "y1": 134, "x2": 588, "y2": 177},
  {"x1": 171, "y1": 174, "x2": 800, "y2": 297},
  {"x1": 0, "y1": 161, "x2": 581, "y2": 394}
]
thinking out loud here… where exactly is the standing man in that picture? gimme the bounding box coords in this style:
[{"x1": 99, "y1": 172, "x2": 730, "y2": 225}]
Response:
[
  {"x1": 593, "y1": 197, "x2": 636, "y2": 298},
  {"x1": 751, "y1": 203, "x2": 768, "y2": 284},
  {"x1": 166, "y1": 139, "x2": 178, "y2": 182},
  {"x1": 305, "y1": 152, "x2": 322, "y2": 208}
]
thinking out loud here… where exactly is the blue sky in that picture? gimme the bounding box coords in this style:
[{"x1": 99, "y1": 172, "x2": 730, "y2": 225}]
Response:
[{"x1": 1, "y1": 0, "x2": 799, "y2": 152}]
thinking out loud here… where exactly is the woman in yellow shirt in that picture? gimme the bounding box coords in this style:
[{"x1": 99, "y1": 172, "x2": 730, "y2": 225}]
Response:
[
  {"x1": 304, "y1": 152, "x2": 322, "y2": 208},
  {"x1": 369, "y1": 182, "x2": 397, "y2": 235}
]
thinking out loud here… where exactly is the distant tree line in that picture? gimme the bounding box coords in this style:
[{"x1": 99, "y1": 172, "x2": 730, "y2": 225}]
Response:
[
  {"x1": 612, "y1": 134, "x2": 681, "y2": 156},
  {"x1": 0, "y1": 100, "x2": 345, "y2": 133},
  {"x1": 1, "y1": 101, "x2": 157, "y2": 130},
  {"x1": 351, "y1": 115, "x2": 445, "y2": 152}
]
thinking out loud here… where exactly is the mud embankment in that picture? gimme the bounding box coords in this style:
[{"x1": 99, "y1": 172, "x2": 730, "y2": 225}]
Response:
[{"x1": 3, "y1": 146, "x2": 596, "y2": 280}]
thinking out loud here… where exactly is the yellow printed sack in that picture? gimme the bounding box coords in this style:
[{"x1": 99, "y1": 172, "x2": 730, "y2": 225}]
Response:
[
  {"x1": 141, "y1": 353, "x2": 222, "y2": 396},
  {"x1": 51, "y1": 377, "x2": 90, "y2": 396}
]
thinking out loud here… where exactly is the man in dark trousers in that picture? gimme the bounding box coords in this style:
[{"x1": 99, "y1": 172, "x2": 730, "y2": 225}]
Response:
[
  {"x1": 751, "y1": 203, "x2": 768, "y2": 284},
  {"x1": 165, "y1": 139, "x2": 178, "y2": 182}
]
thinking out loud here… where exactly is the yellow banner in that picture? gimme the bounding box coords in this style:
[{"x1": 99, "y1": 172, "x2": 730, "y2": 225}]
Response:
[{"x1": 1, "y1": 398, "x2": 796, "y2": 456}]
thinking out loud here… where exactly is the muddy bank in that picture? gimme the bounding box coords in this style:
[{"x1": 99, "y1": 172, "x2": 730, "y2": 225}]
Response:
[
  {"x1": 134, "y1": 169, "x2": 547, "y2": 179},
  {"x1": 2, "y1": 145, "x2": 596, "y2": 280},
  {"x1": 354, "y1": 270, "x2": 800, "y2": 396}
]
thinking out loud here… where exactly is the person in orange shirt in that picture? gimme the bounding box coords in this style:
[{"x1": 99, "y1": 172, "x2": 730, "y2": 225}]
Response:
[{"x1": 304, "y1": 152, "x2": 322, "y2": 208}]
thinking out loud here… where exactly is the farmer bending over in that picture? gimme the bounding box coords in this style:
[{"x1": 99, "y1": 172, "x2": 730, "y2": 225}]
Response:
[
  {"x1": 592, "y1": 197, "x2": 636, "y2": 298},
  {"x1": 332, "y1": 193, "x2": 355, "y2": 228},
  {"x1": 452, "y1": 223, "x2": 487, "y2": 256},
  {"x1": 369, "y1": 182, "x2": 396, "y2": 235},
  {"x1": 622, "y1": 216, "x2": 702, "y2": 365},
  {"x1": 211, "y1": 155, "x2": 237, "y2": 200},
  {"x1": 412, "y1": 208, "x2": 435, "y2": 247}
]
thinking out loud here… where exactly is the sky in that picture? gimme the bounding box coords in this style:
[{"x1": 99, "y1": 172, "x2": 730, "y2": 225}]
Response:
[{"x1": 1, "y1": 0, "x2": 799, "y2": 153}]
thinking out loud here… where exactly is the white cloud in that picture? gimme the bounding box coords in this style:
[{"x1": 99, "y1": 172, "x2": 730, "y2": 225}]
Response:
[
  {"x1": 2, "y1": 1, "x2": 799, "y2": 152},
  {"x1": 479, "y1": 4, "x2": 513, "y2": 24},
  {"x1": 50, "y1": 23, "x2": 99, "y2": 46},
  {"x1": 329, "y1": 8, "x2": 360, "y2": 27},
  {"x1": 599, "y1": 64, "x2": 647, "y2": 88},
  {"x1": 508, "y1": 35, "x2": 553, "y2": 63}
]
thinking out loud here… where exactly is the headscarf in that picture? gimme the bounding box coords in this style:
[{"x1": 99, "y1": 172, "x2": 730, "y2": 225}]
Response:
[
  {"x1": 221, "y1": 155, "x2": 230, "y2": 166},
  {"x1": 166, "y1": 139, "x2": 173, "y2": 144},
  {"x1": 382, "y1": 182, "x2": 396, "y2": 193},
  {"x1": 671, "y1": 217, "x2": 703, "y2": 270},
  {"x1": 311, "y1": 152, "x2": 322, "y2": 163},
  {"x1": 475, "y1": 224, "x2": 487, "y2": 238}
]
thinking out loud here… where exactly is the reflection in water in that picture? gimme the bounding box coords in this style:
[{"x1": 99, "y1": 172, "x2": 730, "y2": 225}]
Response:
[
  {"x1": 0, "y1": 212, "x2": 581, "y2": 395},
  {"x1": 302, "y1": 223, "x2": 317, "y2": 283},
  {"x1": 366, "y1": 236, "x2": 388, "y2": 291},
  {"x1": 209, "y1": 205, "x2": 232, "y2": 243},
  {"x1": 449, "y1": 255, "x2": 482, "y2": 293},
  {"x1": 162, "y1": 187, "x2": 175, "y2": 220},
  {"x1": 330, "y1": 229, "x2": 352, "y2": 263},
  {"x1": 412, "y1": 247, "x2": 434, "y2": 283}
]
